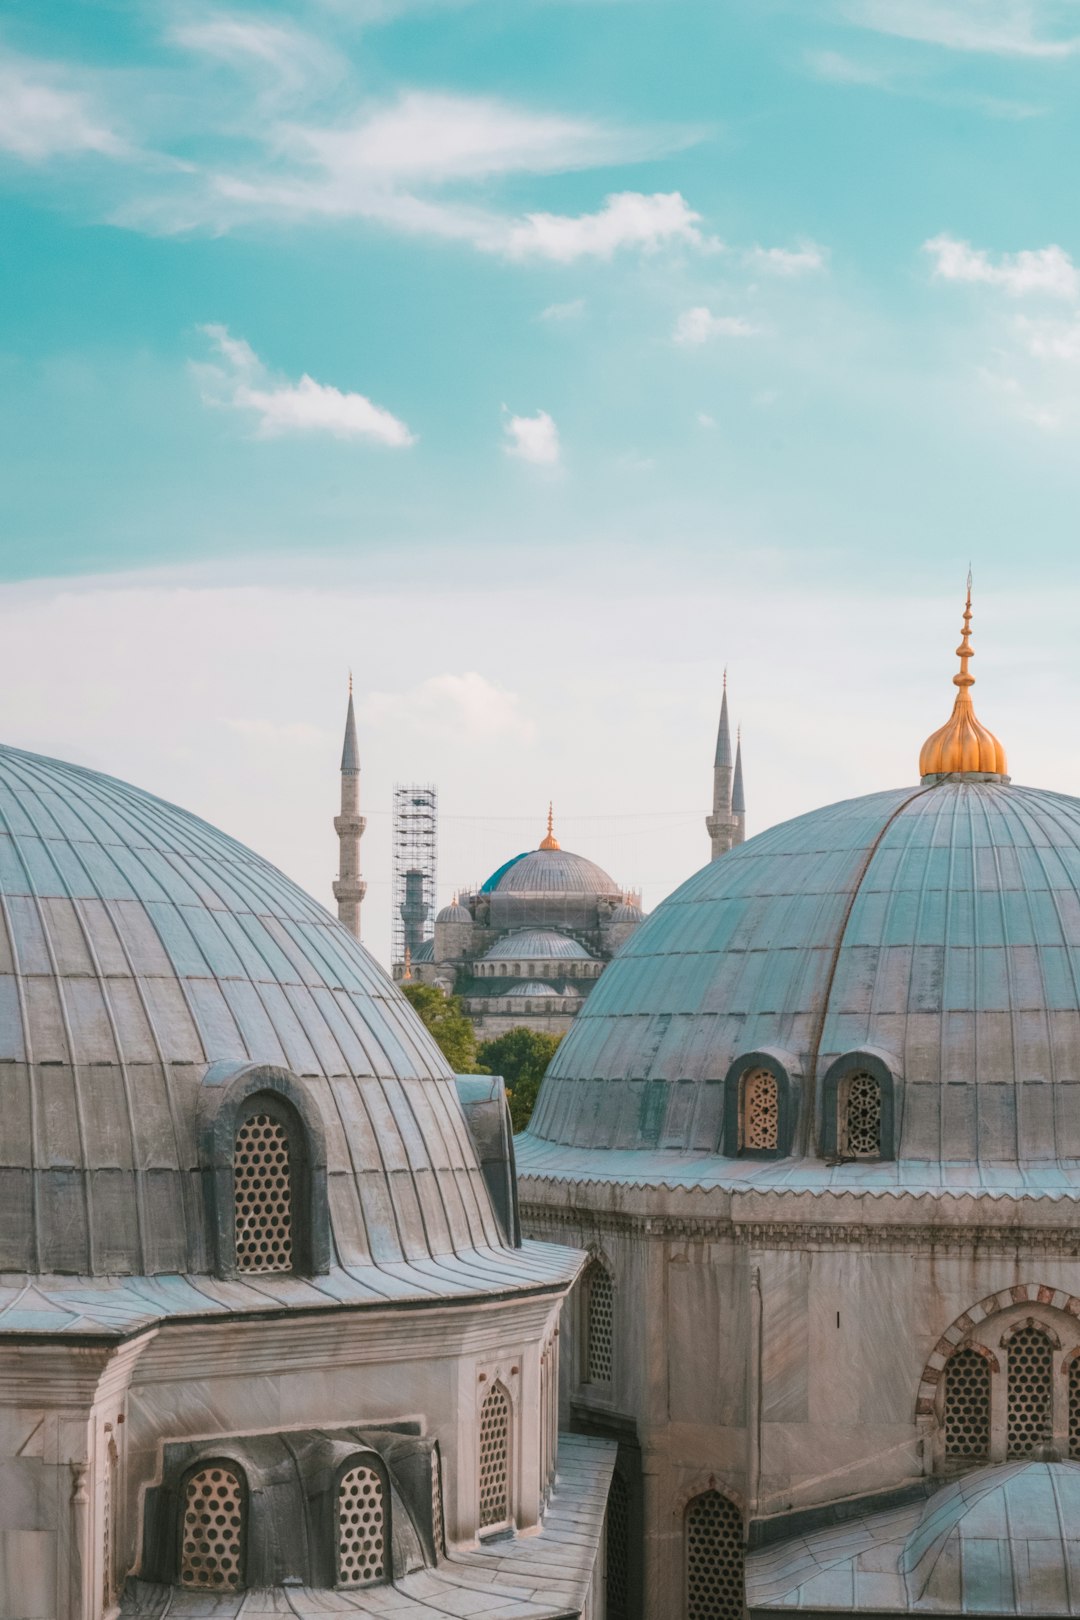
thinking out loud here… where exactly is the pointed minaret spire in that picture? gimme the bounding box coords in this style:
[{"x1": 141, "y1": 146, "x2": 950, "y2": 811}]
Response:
[
  {"x1": 732, "y1": 726, "x2": 746, "y2": 844},
  {"x1": 332, "y1": 679, "x2": 367, "y2": 939},
  {"x1": 706, "y1": 672, "x2": 740, "y2": 859}
]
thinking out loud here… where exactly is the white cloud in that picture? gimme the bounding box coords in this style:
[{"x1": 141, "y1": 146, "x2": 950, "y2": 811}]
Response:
[
  {"x1": 848, "y1": 0, "x2": 1080, "y2": 57},
  {"x1": 502, "y1": 408, "x2": 560, "y2": 465},
  {"x1": 0, "y1": 54, "x2": 126, "y2": 162},
  {"x1": 539, "y1": 298, "x2": 586, "y2": 322},
  {"x1": 924, "y1": 234, "x2": 1080, "y2": 298},
  {"x1": 673, "y1": 307, "x2": 759, "y2": 346},
  {"x1": 169, "y1": 14, "x2": 343, "y2": 101},
  {"x1": 697, "y1": 411, "x2": 717, "y2": 428},
  {"x1": 194, "y1": 324, "x2": 416, "y2": 446},
  {"x1": 1018, "y1": 315, "x2": 1080, "y2": 363},
  {"x1": 744, "y1": 241, "x2": 827, "y2": 276},
  {"x1": 366, "y1": 671, "x2": 534, "y2": 741},
  {"x1": 504, "y1": 191, "x2": 702, "y2": 263},
  {"x1": 805, "y1": 48, "x2": 892, "y2": 84}
]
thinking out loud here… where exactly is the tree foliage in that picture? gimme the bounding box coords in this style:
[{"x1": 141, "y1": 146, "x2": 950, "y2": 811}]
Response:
[
  {"x1": 477, "y1": 1027, "x2": 562, "y2": 1132},
  {"x1": 401, "y1": 982, "x2": 484, "y2": 1075}
]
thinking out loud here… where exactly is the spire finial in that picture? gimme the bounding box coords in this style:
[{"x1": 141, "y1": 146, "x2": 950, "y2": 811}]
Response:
[
  {"x1": 348, "y1": 669, "x2": 353, "y2": 696},
  {"x1": 403, "y1": 944, "x2": 412, "y2": 982},
  {"x1": 539, "y1": 801, "x2": 560, "y2": 850},
  {"x1": 918, "y1": 576, "x2": 1008, "y2": 782}
]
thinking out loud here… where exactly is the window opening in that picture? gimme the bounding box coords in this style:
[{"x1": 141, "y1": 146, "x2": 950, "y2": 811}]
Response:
[
  {"x1": 1007, "y1": 1320, "x2": 1054, "y2": 1457},
  {"x1": 102, "y1": 1434, "x2": 117, "y2": 1607},
  {"x1": 234, "y1": 1111, "x2": 293, "y2": 1273},
  {"x1": 943, "y1": 1347, "x2": 991, "y2": 1460},
  {"x1": 431, "y1": 1448, "x2": 444, "y2": 1557},
  {"x1": 685, "y1": 1490, "x2": 744, "y2": 1620},
  {"x1": 741, "y1": 1068, "x2": 778, "y2": 1151},
  {"x1": 587, "y1": 1263, "x2": 614, "y2": 1384},
  {"x1": 841, "y1": 1072, "x2": 881, "y2": 1158},
  {"x1": 337, "y1": 1463, "x2": 385, "y2": 1588},
  {"x1": 180, "y1": 1466, "x2": 243, "y2": 1590},
  {"x1": 478, "y1": 1382, "x2": 511, "y2": 1530},
  {"x1": 1070, "y1": 1358, "x2": 1080, "y2": 1459},
  {"x1": 606, "y1": 1470, "x2": 630, "y2": 1620}
]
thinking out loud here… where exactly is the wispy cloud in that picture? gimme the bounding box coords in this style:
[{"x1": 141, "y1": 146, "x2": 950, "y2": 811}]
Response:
[
  {"x1": 538, "y1": 297, "x2": 586, "y2": 322},
  {"x1": 924, "y1": 234, "x2": 1080, "y2": 298},
  {"x1": 502, "y1": 408, "x2": 561, "y2": 465},
  {"x1": 744, "y1": 241, "x2": 827, "y2": 276},
  {"x1": 504, "y1": 191, "x2": 702, "y2": 262},
  {"x1": 673, "y1": 307, "x2": 759, "y2": 345},
  {"x1": 0, "y1": 52, "x2": 128, "y2": 162},
  {"x1": 366, "y1": 671, "x2": 534, "y2": 741},
  {"x1": 168, "y1": 13, "x2": 345, "y2": 103},
  {"x1": 847, "y1": 0, "x2": 1080, "y2": 57},
  {"x1": 193, "y1": 324, "x2": 416, "y2": 445}
]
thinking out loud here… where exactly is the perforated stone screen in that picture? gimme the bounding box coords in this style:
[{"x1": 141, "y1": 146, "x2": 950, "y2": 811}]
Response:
[
  {"x1": 685, "y1": 1490, "x2": 744, "y2": 1620},
  {"x1": 742, "y1": 1068, "x2": 778, "y2": 1150},
  {"x1": 606, "y1": 1469, "x2": 630, "y2": 1620},
  {"x1": 1008, "y1": 1321, "x2": 1054, "y2": 1458},
  {"x1": 1070, "y1": 1359, "x2": 1080, "y2": 1458},
  {"x1": 587, "y1": 1264, "x2": 614, "y2": 1384},
  {"x1": 234, "y1": 1112, "x2": 293, "y2": 1273},
  {"x1": 478, "y1": 1383, "x2": 511, "y2": 1530},
  {"x1": 842, "y1": 1072, "x2": 881, "y2": 1158},
  {"x1": 431, "y1": 1448, "x2": 444, "y2": 1556},
  {"x1": 180, "y1": 1466, "x2": 243, "y2": 1589},
  {"x1": 943, "y1": 1347, "x2": 991, "y2": 1459},
  {"x1": 337, "y1": 1463, "x2": 385, "y2": 1588}
]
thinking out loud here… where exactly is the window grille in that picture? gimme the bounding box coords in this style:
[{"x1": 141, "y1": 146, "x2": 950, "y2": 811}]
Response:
[
  {"x1": 841, "y1": 1072, "x2": 881, "y2": 1158},
  {"x1": 943, "y1": 1347, "x2": 991, "y2": 1459},
  {"x1": 478, "y1": 1382, "x2": 511, "y2": 1530},
  {"x1": 1007, "y1": 1321, "x2": 1054, "y2": 1458},
  {"x1": 606, "y1": 1469, "x2": 630, "y2": 1620},
  {"x1": 102, "y1": 1435, "x2": 117, "y2": 1606},
  {"x1": 1070, "y1": 1359, "x2": 1080, "y2": 1459},
  {"x1": 742, "y1": 1068, "x2": 778, "y2": 1151},
  {"x1": 234, "y1": 1111, "x2": 293, "y2": 1273},
  {"x1": 180, "y1": 1466, "x2": 243, "y2": 1590},
  {"x1": 337, "y1": 1463, "x2": 385, "y2": 1588},
  {"x1": 587, "y1": 1263, "x2": 614, "y2": 1384},
  {"x1": 685, "y1": 1490, "x2": 744, "y2": 1620},
  {"x1": 431, "y1": 1448, "x2": 444, "y2": 1556}
]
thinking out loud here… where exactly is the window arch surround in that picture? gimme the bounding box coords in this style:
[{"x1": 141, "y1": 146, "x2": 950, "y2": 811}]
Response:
[
  {"x1": 198, "y1": 1061, "x2": 329, "y2": 1279},
  {"x1": 819, "y1": 1048, "x2": 900, "y2": 1162},
  {"x1": 722, "y1": 1048, "x2": 801, "y2": 1160},
  {"x1": 175, "y1": 1458, "x2": 248, "y2": 1591}
]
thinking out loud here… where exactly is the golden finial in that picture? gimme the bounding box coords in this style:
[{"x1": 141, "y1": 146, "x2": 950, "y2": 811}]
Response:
[
  {"x1": 539, "y1": 801, "x2": 560, "y2": 850},
  {"x1": 403, "y1": 944, "x2": 412, "y2": 982},
  {"x1": 919, "y1": 576, "x2": 1008, "y2": 782}
]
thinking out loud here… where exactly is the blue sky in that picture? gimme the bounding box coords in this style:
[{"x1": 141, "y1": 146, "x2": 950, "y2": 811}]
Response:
[{"x1": 2, "y1": 0, "x2": 1080, "y2": 957}]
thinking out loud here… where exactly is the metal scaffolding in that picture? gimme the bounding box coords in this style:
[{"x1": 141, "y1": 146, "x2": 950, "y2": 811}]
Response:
[{"x1": 391, "y1": 784, "x2": 438, "y2": 967}]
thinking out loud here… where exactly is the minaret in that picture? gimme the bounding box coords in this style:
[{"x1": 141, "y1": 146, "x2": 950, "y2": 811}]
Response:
[
  {"x1": 732, "y1": 726, "x2": 746, "y2": 847},
  {"x1": 706, "y1": 672, "x2": 740, "y2": 859},
  {"x1": 332, "y1": 678, "x2": 367, "y2": 939}
]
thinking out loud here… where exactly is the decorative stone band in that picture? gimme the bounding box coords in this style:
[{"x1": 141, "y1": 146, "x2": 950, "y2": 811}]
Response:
[{"x1": 914, "y1": 1284, "x2": 1080, "y2": 1418}]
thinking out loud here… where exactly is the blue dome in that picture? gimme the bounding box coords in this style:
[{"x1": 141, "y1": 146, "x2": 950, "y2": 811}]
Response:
[
  {"x1": 483, "y1": 930, "x2": 593, "y2": 961},
  {"x1": 524, "y1": 780, "x2": 1080, "y2": 1180}
]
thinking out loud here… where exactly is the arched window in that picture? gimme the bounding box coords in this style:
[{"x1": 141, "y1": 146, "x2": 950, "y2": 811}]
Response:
[
  {"x1": 180, "y1": 1464, "x2": 245, "y2": 1590},
  {"x1": 337, "y1": 1461, "x2": 386, "y2": 1588},
  {"x1": 478, "y1": 1381, "x2": 511, "y2": 1531},
  {"x1": 943, "y1": 1347, "x2": 991, "y2": 1460},
  {"x1": 102, "y1": 1433, "x2": 118, "y2": 1607},
  {"x1": 1007, "y1": 1320, "x2": 1054, "y2": 1457},
  {"x1": 1069, "y1": 1356, "x2": 1080, "y2": 1459},
  {"x1": 840, "y1": 1071, "x2": 882, "y2": 1159},
  {"x1": 234, "y1": 1107, "x2": 294, "y2": 1273},
  {"x1": 606, "y1": 1469, "x2": 630, "y2": 1620},
  {"x1": 583, "y1": 1259, "x2": 614, "y2": 1386},
  {"x1": 740, "y1": 1068, "x2": 778, "y2": 1151},
  {"x1": 685, "y1": 1490, "x2": 744, "y2": 1620}
]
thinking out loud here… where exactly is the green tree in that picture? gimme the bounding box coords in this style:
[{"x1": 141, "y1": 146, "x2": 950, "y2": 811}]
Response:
[
  {"x1": 477, "y1": 1027, "x2": 563, "y2": 1133},
  {"x1": 401, "y1": 983, "x2": 484, "y2": 1074}
]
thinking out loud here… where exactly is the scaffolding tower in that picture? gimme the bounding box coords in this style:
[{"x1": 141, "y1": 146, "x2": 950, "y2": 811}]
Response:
[{"x1": 391, "y1": 784, "x2": 438, "y2": 968}]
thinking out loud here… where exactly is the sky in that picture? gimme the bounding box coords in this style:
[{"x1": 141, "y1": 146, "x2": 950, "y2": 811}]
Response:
[{"x1": 2, "y1": 0, "x2": 1080, "y2": 963}]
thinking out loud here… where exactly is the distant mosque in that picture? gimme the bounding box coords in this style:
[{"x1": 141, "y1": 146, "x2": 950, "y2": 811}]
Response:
[{"x1": 329, "y1": 677, "x2": 747, "y2": 1038}]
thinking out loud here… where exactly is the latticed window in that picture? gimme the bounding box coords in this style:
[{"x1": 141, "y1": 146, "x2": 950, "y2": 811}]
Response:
[
  {"x1": 685, "y1": 1490, "x2": 744, "y2": 1620},
  {"x1": 841, "y1": 1072, "x2": 881, "y2": 1158},
  {"x1": 180, "y1": 1466, "x2": 244, "y2": 1590},
  {"x1": 102, "y1": 1435, "x2": 117, "y2": 1606},
  {"x1": 943, "y1": 1347, "x2": 991, "y2": 1459},
  {"x1": 431, "y1": 1448, "x2": 444, "y2": 1556},
  {"x1": 606, "y1": 1469, "x2": 630, "y2": 1620},
  {"x1": 478, "y1": 1382, "x2": 511, "y2": 1530},
  {"x1": 337, "y1": 1463, "x2": 385, "y2": 1588},
  {"x1": 587, "y1": 1262, "x2": 614, "y2": 1384},
  {"x1": 1069, "y1": 1358, "x2": 1080, "y2": 1458},
  {"x1": 234, "y1": 1111, "x2": 293, "y2": 1273},
  {"x1": 1007, "y1": 1321, "x2": 1054, "y2": 1457},
  {"x1": 741, "y1": 1068, "x2": 779, "y2": 1151}
]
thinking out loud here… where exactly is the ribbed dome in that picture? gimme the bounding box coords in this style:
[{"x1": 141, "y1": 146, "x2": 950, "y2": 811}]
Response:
[
  {"x1": 492, "y1": 847, "x2": 618, "y2": 895},
  {"x1": 435, "y1": 900, "x2": 471, "y2": 923},
  {"x1": 0, "y1": 745, "x2": 509, "y2": 1278},
  {"x1": 610, "y1": 901, "x2": 644, "y2": 923},
  {"x1": 507, "y1": 981, "x2": 560, "y2": 998},
  {"x1": 483, "y1": 930, "x2": 593, "y2": 961},
  {"x1": 526, "y1": 778, "x2": 1080, "y2": 1175}
]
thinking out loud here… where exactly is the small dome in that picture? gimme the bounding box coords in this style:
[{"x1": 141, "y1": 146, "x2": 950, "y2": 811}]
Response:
[
  {"x1": 610, "y1": 900, "x2": 644, "y2": 923},
  {"x1": 436, "y1": 900, "x2": 472, "y2": 924},
  {"x1": 507, "y1": 981, "x2": 560, "y2": 998},
  {"x1": 410, "y1": 938, "x2": 435, "y2": 962},
  {"x1": 492, "y1": 848, "x2": 618, "y2": 896},
  {"x1": 483, "y1": 930, "x2": 593, "y2": 961}
]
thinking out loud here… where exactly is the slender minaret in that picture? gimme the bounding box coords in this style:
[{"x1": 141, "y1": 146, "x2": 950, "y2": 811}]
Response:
[
  {"x1": 706, "y1": 672, "x2": 741, "y2": 859},
  {"x1": 332, "y1": 678, "x2": 367, "y2": 939},
  {"x1": 731, "y1": 725, "x2": 746, "y2": 847}
]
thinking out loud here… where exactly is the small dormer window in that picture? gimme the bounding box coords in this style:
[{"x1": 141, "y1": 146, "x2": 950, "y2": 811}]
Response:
[
  {"x1": 234, "y1": 1109, "x2": 294, "y2": 1273},
  {"x1": 180, "y1": 1465, "x2": 245, "y2": 1590},
  {"x1": 337, "y1": 1462, "x2": 386, "y2": 1588},
  {"x1": 840, "y1": 1071, "x2": 882, "y2": 1159},
  {"x1": 740, "y1": 1068, "x2": 778, "y2": 1151}
]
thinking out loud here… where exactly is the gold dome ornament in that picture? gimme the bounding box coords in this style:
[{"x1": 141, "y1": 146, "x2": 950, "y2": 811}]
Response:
[
  {"x1": 539, "y1": 802, "x2": 560, "y2": 850},
  {"x1": 919, "y1": 578, "x2": 1009, "y2": 782}
]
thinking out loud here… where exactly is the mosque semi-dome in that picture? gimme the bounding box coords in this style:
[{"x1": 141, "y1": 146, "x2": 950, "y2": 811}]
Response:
[{"x1": 483, "y1": 930, "x2": 594, "y2": 961}]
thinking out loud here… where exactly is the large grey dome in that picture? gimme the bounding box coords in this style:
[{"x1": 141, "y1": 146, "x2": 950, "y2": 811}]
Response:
[
  {"x1": 523, "y1": 779, "x2": 1080, "y2": 1183},
  {"x1": 0, "y1": 745, "x2": 511, "y2": 1281},
  {"x1": 493, "y1": 847, "x2": 618, "y2": 895}
]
